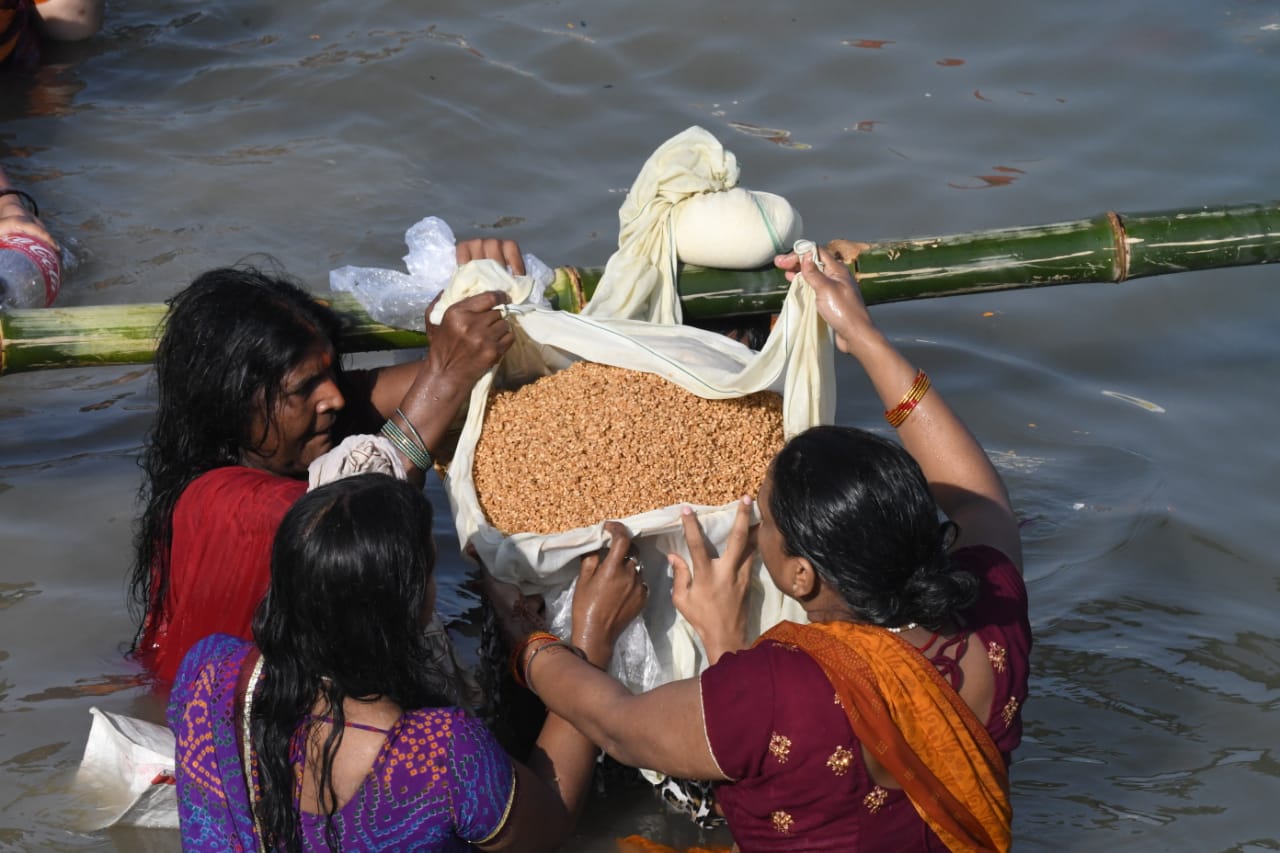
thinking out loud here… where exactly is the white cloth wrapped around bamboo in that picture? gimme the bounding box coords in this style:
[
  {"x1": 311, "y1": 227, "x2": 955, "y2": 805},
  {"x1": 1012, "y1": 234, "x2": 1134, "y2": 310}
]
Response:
[{"x1": 328, "y1": 216, "x2": 554, "y2": 331}]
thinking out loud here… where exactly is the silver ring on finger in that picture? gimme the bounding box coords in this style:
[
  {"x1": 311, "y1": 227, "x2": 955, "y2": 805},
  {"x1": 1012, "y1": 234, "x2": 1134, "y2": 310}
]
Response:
[{"x1": 624, "y1": 554, "x2": 643, "y2": 574}]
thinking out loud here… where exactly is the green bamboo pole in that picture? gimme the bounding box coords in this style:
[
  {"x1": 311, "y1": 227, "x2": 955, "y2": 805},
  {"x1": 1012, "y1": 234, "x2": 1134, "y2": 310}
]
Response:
[
  {"x1": 0, "y1": 295, "x2": 430, "y2": 375},
  {"x1": 3, "y1": 201, "x2": 1277, "y2": 375}
]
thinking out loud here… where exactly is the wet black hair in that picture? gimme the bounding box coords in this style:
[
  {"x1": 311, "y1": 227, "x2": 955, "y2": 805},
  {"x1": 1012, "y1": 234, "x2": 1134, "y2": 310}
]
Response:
[
  {"x1": 251, "y1": 473, "x2": 452, "y2": 852},
  {"x1": 768, "y1": 425, "x2": 978, "y2": 629},
  {"x1": 129, "y1": 265, "x2": 343, "y2": 652}
]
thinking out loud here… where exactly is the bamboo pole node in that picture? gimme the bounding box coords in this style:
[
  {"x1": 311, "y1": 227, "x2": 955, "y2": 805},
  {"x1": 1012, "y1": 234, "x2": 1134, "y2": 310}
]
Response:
[
  {"x1": 563, "y1": 265, "x2": 585, "y2": 313},
  {"x1": 1106, "y1": 210, "x2": 1130, "y2": 282}
]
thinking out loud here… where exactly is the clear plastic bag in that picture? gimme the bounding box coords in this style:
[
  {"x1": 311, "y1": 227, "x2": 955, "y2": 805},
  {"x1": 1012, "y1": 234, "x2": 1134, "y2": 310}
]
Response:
[{"x1": 329, "y1": 216, "x2": 552, "y2": 330}]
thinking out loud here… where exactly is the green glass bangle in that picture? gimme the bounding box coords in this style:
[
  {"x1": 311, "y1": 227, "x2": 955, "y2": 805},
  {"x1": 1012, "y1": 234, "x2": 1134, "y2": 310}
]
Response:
[{"x1": 380, "y1": 420, "x2": 432, "y2": 471}]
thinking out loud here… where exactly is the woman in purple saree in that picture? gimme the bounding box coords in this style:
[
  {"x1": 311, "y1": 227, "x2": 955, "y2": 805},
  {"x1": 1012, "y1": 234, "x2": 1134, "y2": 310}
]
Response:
[{"x1": 167, "y1": 473, "x2": 646, "y2": 852}]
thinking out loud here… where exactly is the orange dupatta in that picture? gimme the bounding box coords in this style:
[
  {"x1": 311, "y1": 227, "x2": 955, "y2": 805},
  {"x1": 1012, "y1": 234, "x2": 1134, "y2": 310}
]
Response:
[
  {"x1": 762, "y1": 621, "x2": 1012, "y2": 853},
  {"x1": 616, "y1": 838, "x2": 731, "y2": 853}
]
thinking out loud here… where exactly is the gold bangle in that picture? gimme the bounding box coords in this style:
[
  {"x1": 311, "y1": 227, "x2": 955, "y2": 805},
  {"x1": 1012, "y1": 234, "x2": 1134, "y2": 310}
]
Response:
[{"x1": 885, "y1": 370, "x2": 931, "y2": 428}]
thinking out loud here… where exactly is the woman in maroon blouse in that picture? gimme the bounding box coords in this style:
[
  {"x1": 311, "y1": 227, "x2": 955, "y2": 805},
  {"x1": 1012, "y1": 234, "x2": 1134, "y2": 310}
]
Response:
[{"x1": 509, "y1": 243, "x2": 1029, "y2": 852}]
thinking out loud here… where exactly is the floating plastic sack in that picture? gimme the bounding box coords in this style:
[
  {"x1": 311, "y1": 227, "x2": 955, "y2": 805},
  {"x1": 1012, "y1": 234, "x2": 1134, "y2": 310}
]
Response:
[
  {"x1": 329, "y1": 216, "x2": 554, "y2": 331},
  {"x1": 72, "y1": 707, "x2": 178, "y2": 830}
]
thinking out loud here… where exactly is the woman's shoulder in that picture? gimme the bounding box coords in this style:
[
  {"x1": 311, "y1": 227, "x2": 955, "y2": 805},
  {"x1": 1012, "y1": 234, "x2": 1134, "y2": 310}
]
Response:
[
  {"x1": 377, "y1": 707, "x2": 512, "y2": 799},
  {"x1": 701, "y1": 635, "x2": 836, "y2": 720},
  {"x1": 177, "y1": 633, "x2": 251, "y2": 679},
  {"x1": 706, "y1": 634, "x2": 832, "y2": 685},
  {"x1": 701, "y1": 633, "x2": 854, "y2": 785},
  {"x1": 953, "y1": 545, "x2": 1027, "y2": 602},
  {"x1": 953, "y1": 545, "x2": 1031, "y2": 646},
  {"x1": 176, "y1": 467, "x2": 307, "y2": 528},
  {"x1": 168, "y1": 635, "x2": 253, "y2": 723},
  {"x1": 183, "y1": 466, "x2": 307, "y2": 501},
  {"x1": 396, "y1": 701, "x2": 501, "y2": 742}
]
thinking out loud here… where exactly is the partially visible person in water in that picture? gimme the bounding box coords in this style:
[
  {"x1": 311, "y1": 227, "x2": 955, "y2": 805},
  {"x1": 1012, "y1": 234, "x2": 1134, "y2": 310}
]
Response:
[
  {"x1": 0, "y1": 164, "x2": 56, "y2": 248},
  {"x1": 130, "y1": 239, "x2": 525, "y2": 685},
  {"x1": 168, "y1": 472, "x2": 647, "y2": 852},
  {"x1": 0, "y1": 0, "x2": 104, "y2": 71},
  {"x1": 504, "y1": 244, "x2": 1029, "y2": 852}
]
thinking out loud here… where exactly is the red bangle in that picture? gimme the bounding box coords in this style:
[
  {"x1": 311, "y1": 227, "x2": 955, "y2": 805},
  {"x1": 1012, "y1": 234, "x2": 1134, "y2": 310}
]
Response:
[
  {"x1": 510, "y1": 631, "x2": 560, "y2": 689},
  {"x1": 885, "y1": 370, "x2": 931, "y2": 428}
]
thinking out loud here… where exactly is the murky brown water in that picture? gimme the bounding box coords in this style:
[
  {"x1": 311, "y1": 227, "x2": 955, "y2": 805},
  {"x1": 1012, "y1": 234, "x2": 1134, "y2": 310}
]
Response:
[{"x1": 2, "y1": 1, "x2": 1279, "y2": 850}]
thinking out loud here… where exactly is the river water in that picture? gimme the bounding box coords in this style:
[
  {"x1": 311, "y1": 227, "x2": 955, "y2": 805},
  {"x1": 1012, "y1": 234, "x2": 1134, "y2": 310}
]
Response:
[{"x1": 2, "y1": 1, "x2": 1278, "y2": 850}]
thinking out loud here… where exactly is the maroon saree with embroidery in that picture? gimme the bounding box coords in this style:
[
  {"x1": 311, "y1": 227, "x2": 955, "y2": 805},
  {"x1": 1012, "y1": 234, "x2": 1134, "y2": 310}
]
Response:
[{"x1": 698, "y1": 546, "x2": 1030, "y2": 852}]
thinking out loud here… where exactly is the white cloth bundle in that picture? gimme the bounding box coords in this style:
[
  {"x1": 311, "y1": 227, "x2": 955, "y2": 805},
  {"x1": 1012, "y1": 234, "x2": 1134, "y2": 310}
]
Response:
[
  {"x1": 674, "y1": 187, "x2": 802, "y2": 269},
  {"x1": 582, "y1": 125, "x2": 803, "y2": 324}
]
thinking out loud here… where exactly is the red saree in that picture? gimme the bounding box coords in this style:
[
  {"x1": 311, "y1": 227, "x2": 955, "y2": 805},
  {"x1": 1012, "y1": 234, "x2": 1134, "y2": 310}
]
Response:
[{"x1": 138, "y1": 466, "x2": 306, "y2": 684}]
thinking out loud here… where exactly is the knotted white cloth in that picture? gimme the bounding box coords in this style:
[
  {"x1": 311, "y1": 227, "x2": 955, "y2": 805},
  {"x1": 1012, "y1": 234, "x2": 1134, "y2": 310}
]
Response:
[
  {"x1": 583, "y1": 125, "x2": 802, "y2": 324},
  {"x1": 307, "y1": 434, "x2": 407, "y2": 489}
]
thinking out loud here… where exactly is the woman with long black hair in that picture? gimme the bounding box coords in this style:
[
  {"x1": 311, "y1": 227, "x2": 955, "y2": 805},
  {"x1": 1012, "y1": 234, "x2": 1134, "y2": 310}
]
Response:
[
  {"x1": 132, "y1": 240, "x2": 521, "y2": 684},
  {"x1": 168, "y1": 473, "x2": 646, "y2": 852}
]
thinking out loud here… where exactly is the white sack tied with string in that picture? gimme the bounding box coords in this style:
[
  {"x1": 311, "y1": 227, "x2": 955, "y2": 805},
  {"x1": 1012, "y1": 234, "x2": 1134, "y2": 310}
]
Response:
[
  {"x1": 441, "y1": 256, "x2": 835, "y2": 693},
  {"x1": 582, "y1": 125, "x2": 803, "y2": 324}
]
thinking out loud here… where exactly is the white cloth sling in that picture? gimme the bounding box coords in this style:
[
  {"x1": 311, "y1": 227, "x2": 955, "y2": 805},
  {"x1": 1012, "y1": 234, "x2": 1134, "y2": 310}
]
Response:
[{"x1": 440, "y1": 127, "x2": 829, "y2": 691}]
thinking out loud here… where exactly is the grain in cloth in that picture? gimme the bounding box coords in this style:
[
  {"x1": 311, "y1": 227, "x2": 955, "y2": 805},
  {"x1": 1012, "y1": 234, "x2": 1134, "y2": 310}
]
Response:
[{"x1": 473, "y1": 361, "x2": 783, "y2": 535}]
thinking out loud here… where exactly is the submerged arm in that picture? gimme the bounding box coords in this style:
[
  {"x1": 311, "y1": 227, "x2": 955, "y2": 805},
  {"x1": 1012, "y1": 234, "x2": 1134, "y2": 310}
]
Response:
[{"x1": 32, "y1": 0, "x2": 105, "y2": 41}]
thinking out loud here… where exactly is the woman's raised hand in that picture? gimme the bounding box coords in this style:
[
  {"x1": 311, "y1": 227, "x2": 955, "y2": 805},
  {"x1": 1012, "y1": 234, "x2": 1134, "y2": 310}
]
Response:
[
  {"x1": 456, "y1": 237, "x2": 526, "y2": 276},
  {"x1": 419, "y1": 238, "x2": 527, "y2": 388},
  {"x1": 572, "y1": 521, "x2": 649, "y2": 668},
  {"x1": 670, "y1": 497, "x2": 756, "y2": 665},
  {"x1": 775, "y1": 244, "x2": 873, "y2": 355},
  {"x1": 423, "y1": 290, "x2": 515, "y2": 389}
]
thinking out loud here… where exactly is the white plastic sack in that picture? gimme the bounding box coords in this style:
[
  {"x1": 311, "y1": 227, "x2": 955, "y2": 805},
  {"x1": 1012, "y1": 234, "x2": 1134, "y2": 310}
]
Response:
[
  {"x1": 329, "y1": 216, "x2": 554, "y2": 331},
  {"x1": 442, "y1": 260, "x2": 834, "y2": 693},
  {"x1": 72, "y1": 707, "x2": 178, "y2": 830}
]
